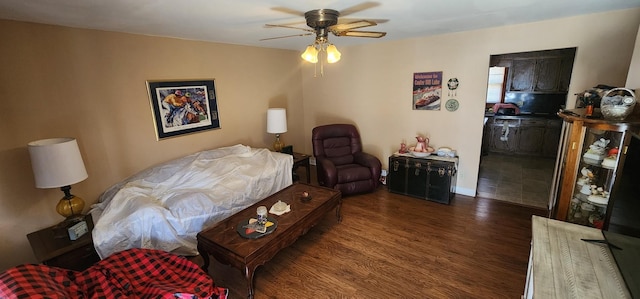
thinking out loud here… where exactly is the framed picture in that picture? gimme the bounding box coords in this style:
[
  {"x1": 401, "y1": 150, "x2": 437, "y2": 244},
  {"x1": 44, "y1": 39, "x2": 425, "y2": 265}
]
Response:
[
  {"x1": 412, "y1": 71, "x2": 443, "y2": 110},
  {"x1": 147, "y1": 79, "x2": 220, "y2": 139}
]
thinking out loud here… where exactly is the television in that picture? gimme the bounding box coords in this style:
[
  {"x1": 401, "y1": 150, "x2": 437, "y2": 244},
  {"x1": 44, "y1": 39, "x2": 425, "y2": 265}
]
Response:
[
  {"x1": 603, "y1": 132, "x2": 640, "y2": 298},
  {"x1": 605, "y1": 131, "x2": 640, "y2": 237}
]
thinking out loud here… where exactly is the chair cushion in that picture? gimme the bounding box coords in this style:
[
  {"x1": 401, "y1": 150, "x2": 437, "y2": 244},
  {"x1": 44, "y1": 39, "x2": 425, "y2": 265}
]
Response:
[
  {"x1": 322, "y1": 137, "x2": 354, "y2": 165},
  {"x1": 336, "y1": 164, "x2": 372, "y2": 183}
]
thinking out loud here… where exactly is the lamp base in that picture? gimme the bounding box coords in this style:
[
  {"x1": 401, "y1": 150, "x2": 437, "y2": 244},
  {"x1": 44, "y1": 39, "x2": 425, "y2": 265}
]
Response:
[
  {"x1": 56, "y1": 186, "x2": 85, "y2": 218},
  {"x1": 273, "y1": 134, "x2": 285, "y2": 152},
  {"x1": 52, "y1": 186, "x2": 86, "y2": 238}
]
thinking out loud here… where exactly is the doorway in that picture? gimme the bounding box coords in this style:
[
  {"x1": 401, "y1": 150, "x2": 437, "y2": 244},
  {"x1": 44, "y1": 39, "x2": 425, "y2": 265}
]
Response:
[
  {"x1": 477, "y1": 153, "x2": 556, "y2": 208},
  {"x1": 477, "y1": 48, "x2": 577, "y2": 209}
]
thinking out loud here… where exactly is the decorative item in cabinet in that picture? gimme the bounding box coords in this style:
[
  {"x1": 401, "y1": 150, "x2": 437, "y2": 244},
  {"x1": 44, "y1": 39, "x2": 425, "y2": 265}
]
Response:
[
  {"x1": 600, "y1": 88, "x2": 636, "y2": 121},
  {"x1": 387, "y1": 154, "x2": 457, "y2": 204},
  {"x1": 551, "y1": 108, "x2": 640, "y2": 228}
]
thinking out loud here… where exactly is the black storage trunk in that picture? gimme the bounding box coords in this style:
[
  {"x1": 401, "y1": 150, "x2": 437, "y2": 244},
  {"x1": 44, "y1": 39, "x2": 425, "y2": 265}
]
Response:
[{"x1": 387, "y1": 155, "x2": 457, "y2": 204}]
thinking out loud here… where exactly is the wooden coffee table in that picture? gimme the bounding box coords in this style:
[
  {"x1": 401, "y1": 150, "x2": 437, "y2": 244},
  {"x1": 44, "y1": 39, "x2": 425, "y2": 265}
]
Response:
[{"x1": 197, "y1": 183, "x2": 342, "y2": 298}]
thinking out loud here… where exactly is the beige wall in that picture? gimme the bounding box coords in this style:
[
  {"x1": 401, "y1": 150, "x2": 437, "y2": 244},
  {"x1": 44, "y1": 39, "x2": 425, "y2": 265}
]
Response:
[
  {"x1": 301, "y1": 8, "x2": 640, "y2": 196},
  {"x1": 0, "y1": 20, "x2": 303, "y2": 270},
  {"x1": 1, "y1": 8, "x2": 639, "y2": 271},
  {"x1": 626, "y1": 24, "x2": 640, "y2": 89}
]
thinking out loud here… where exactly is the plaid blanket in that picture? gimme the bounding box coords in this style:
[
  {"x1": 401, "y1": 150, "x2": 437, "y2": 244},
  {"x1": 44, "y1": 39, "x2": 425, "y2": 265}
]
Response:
[{"x1": 0, "y1": 248, "x2": 227, "y2": 299}]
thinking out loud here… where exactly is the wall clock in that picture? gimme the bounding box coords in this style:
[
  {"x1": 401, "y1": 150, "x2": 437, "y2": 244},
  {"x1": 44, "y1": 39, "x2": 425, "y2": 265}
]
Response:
[{"x1": 445, "y1": 99, "x2": 459, "y2": 111}]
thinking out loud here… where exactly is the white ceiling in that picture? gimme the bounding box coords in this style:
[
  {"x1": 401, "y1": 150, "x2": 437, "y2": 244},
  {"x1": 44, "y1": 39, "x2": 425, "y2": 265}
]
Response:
[{"x1": 1, "y1": 0, "x2": 639, "y2": 51}]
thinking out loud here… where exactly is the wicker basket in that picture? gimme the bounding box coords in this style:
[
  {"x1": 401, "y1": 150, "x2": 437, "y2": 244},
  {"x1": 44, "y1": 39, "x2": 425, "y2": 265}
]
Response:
[{"x1": 600, "y1": 87, "x2": 636, "y2": 120}]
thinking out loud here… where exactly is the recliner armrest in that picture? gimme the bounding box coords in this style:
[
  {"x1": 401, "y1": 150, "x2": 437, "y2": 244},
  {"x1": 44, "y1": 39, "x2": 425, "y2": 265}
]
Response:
[
  {"x1": 316, "y1": 157, "x2": 338, "y2": 187},
  {"x1": 353, "y1": 152, "x2": 382, "y2": 185}
]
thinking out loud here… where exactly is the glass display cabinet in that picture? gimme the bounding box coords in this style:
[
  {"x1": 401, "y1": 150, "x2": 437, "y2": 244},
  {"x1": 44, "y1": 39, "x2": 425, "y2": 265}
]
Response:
[{"x1": 550, "y1": 108, "x2": 640, "y2": 228}]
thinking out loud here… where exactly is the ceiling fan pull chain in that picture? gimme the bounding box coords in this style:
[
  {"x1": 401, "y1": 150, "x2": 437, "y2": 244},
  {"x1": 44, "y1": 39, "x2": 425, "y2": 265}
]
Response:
[
  {"x1": 314, "y1": 61, "x2": 318, "y2": 78},
  {"x1": 320, "y1": 50, "x2": 325, "y2": 77}
]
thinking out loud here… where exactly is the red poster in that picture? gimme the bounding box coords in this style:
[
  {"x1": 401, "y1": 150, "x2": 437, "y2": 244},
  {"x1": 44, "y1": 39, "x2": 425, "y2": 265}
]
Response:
[{"x1": 413, "y1": 72, "x2": 442, "y2": 110}]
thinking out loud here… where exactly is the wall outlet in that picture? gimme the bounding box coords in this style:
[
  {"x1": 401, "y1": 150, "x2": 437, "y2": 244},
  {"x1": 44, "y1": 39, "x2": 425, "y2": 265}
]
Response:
[{"x1": 380, "y1": 169, "x2": 388, "y2": 185}]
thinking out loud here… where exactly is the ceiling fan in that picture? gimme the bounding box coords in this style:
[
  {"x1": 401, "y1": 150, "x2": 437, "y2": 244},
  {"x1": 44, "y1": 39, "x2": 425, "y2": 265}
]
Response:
[
  {"x1": 261, "y1": 3, "x2": 387, "y2": 71},
  {"x1": 261, "y1": 8, "x2": 387, "y2": 42}
]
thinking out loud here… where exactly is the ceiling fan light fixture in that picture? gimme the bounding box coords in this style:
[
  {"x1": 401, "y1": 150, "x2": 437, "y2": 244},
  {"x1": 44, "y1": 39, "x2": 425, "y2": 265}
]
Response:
[
  {"x1": 326, "y1": 44, "x2": 341, "y2": 63},
  {"x1": 301, "y1": 45, "x2": 319, "y2": 63}
]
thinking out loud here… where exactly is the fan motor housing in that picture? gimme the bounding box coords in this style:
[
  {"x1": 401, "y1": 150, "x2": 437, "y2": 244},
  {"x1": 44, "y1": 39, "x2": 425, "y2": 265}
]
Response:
[{"x1": 305, "y1": 9, "x2": 339, "y2": 29}]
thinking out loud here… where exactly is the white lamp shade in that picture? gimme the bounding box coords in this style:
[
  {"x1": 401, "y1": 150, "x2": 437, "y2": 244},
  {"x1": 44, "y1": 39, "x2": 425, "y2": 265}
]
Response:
[
  {"x1": 267, "y1": 108, "x2": 287, "y2": 134},
  {"x1": 28, "y1": 138, "x2": 88, "y2": 188}
]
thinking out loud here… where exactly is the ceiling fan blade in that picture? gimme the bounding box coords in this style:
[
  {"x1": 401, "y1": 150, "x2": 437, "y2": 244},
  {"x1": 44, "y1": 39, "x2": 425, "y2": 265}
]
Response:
[
  {"x1": 265, "y1": 24, "x2": 316, "y2": 33},
  {"x1": 330, "y1": 20, "x2": 376, "y2": 32},
  {"x1": 339, "y1": 17, "x2": 389, "y2": 25},
  {"x1": 270, "y1": 6, "x2": 305, "y2": 16},
  {"x1": 260, "y1": 33, "x2": 314, "y2": 41},
  {"x1": 339, "y1": 1, "x2": 380, "y2": 17},
  {"x1": 334, "y1": 30, "x2": 387, "y2": 38}
]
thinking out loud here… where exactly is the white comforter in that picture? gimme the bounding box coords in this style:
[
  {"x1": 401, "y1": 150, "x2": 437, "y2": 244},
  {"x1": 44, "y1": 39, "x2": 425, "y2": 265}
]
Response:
[{"x1": 91, "y1": 144, "x2": 293, "y2": 259}]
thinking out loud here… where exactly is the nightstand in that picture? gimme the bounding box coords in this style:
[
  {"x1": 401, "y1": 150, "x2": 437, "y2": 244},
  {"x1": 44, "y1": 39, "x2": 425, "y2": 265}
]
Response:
[
  {"x1": 27, "y1": 214, "x2": 100, "y2": 271},
  {"x1": 292, "y1": 152, "x2": 311, "y2": 183}
]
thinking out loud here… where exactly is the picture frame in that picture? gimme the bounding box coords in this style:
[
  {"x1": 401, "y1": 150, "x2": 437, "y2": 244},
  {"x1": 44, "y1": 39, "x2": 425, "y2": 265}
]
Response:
[
  {"x1": 147, "y1": 79, "x2": 220, "y2": 140},
  {"x1": 412, "y1": 71, "x2": 443, "y2": 110}
]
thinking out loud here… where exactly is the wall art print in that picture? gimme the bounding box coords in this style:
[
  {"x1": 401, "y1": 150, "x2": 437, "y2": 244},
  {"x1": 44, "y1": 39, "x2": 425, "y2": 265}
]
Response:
[
  {"x1": 147, "y1": 79, "x2": 220, "y2": 140},
  {"x1": 412, "y1": 71, "x2": 443, "y2": 110}
]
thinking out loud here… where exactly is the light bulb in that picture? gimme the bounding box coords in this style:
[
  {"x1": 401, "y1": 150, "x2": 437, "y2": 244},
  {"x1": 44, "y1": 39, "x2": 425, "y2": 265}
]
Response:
[
  {"x1": 326, "y1": 44, "x2": 341, "y2": 63},
  {"x1": 301, "y1": 45, "x2": 318, "y2": 63}
]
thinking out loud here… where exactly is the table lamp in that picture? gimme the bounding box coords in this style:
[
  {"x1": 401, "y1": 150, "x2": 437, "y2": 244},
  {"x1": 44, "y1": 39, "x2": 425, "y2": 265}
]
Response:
[
  {"x1": 28, "y1": 138, "x2": 88, "y2": 224},
  {"x1": 267, "y1": 108, "x2": 287, "y2": 152}
]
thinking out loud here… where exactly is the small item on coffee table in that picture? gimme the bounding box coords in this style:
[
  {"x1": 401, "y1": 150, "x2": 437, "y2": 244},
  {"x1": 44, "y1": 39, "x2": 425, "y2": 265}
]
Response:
[
  {"x1": 256, "y1": 206, "x2": 268, "y2": 225},
  {"x1": 301, "y1": 191, "x2": 312, "y2": 201},
  {"x1": 269, "y1": 200, "x2": 290, "y2": 215},
  {"x1": 246, "y1": 218, "x2": 267, "y2": 233},
  {"x1": 239, "y1": 217, "x2": 277, "y2": 237}
]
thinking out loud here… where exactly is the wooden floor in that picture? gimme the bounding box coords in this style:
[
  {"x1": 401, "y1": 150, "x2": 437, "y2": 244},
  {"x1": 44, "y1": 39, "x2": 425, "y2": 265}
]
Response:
[{"x1": 204, "y1": 185, "x2": 546, "y2": 298}]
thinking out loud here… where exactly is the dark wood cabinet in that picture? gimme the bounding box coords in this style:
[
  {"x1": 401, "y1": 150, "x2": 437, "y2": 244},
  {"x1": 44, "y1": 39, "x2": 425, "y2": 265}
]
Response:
[
  {"x1": 518, "y1": 119, "x2": 547, "y2": 154},
  {"x1": 534, "y1": 57, "x2": 562, "y2": 92},
  {"x1": 491, "y1": 48, "x2": 576, "y2": 94},
  {"x1": 488, "y1": 118, "x2": 520, "y2": 153},
  {"x1": 387, "y1": 155, "x2": 457, "y2": 204},
  {"x1": 486, "y1": 117, "x2": 562, "y2": 157},
  {"x1": 558, "y1": 56, "x2": 575, "y2": 92},
  {"x1": 509, "y1": 59, "x2": 536, "y2": 91},
  {"x1": 518, "y1": 126, "x2": 545, "y2": 154},
  {"x1": 27, "y1": 214, "x2": 100, "y2": 271}
]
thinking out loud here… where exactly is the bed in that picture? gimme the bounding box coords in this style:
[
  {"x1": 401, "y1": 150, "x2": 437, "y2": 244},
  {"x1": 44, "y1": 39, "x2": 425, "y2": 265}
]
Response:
[
  {"x1": 90, "y1": 144, "x2": 293, "y2": 259},
  {"x1": 0, "y1": 248, "x2": 228, "y2": 298}
]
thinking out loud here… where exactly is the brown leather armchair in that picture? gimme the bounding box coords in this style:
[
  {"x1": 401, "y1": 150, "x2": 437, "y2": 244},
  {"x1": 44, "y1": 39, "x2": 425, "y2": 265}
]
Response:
[{"x1": 312, "y1": 124, "x2": 382, "y2": 195}]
